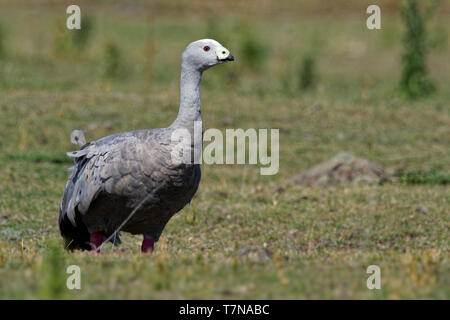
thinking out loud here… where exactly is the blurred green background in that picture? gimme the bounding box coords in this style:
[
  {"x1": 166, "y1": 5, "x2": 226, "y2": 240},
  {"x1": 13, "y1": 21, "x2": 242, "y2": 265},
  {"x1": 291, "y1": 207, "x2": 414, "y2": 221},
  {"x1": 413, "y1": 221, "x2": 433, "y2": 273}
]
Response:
[{"x1": 0, "y1": 0, "x2": 448, "y2": 299}]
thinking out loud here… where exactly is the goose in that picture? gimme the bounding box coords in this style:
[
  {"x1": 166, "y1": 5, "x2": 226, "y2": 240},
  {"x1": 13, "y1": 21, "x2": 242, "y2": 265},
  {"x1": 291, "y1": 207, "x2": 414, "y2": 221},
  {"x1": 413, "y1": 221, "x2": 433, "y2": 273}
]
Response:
[{"x1": 59, "y1": 39, "x2": 234, "y2": 253}]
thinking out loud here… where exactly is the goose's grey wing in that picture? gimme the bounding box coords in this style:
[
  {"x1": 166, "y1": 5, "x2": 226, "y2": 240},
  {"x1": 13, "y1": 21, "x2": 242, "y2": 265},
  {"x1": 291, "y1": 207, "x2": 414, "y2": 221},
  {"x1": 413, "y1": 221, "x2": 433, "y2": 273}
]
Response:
[
  {"x1": 59, "y1": 131, "x2": 168, "y2": 227},
  {"x1": 60, "y1": 140, "x2": 114, "y2": 226}
]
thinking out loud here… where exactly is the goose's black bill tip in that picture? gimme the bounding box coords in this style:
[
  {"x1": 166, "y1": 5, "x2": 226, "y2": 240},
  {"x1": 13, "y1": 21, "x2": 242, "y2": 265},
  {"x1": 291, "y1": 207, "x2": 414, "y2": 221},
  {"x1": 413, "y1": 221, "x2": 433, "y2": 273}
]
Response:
[{"x1": 226, "y1": 54, "x2": 234, "y2": 61}]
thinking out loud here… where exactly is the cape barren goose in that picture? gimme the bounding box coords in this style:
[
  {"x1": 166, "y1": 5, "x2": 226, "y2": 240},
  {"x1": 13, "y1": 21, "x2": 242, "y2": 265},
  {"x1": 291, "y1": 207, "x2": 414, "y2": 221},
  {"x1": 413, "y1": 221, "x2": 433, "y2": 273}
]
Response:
[{"x1": 59, "y1": 39, "x2": 234, "y2": 253}]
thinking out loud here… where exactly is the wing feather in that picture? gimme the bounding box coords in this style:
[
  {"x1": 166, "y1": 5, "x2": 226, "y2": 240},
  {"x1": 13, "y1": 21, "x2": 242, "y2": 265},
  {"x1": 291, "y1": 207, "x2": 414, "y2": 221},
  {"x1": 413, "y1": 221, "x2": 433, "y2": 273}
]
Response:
[{"x1": 60, "y1": 130, "x2": 177, "y2": 228}]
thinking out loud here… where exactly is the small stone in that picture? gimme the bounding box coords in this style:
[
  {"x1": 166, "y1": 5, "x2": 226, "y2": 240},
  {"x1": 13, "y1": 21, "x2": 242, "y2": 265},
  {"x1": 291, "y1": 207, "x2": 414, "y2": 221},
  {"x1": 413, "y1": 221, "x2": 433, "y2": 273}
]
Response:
[
  {"x1": 219, "y1": 117, "x2": 232, "y2": 126},
  {"x1": 275, "y1": 187, "x2": 285, "y2": 194},
  {"x1": 258, "y1": 249, "x2": 271, "y2": 261},
  {"x1": 313, "y1": 104, "x2": 322, "y2": 112},
  {"x1": 415, "y1": 206, "x2": 428, "y2": 214}
]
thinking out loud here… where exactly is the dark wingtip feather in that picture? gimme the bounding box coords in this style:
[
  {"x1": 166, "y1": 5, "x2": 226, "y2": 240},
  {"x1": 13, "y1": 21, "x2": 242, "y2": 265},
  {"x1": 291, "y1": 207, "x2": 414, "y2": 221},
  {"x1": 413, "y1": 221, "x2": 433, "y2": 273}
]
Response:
[{"x1": 59, "y1": 210, "x2": 91, "y2": 251}]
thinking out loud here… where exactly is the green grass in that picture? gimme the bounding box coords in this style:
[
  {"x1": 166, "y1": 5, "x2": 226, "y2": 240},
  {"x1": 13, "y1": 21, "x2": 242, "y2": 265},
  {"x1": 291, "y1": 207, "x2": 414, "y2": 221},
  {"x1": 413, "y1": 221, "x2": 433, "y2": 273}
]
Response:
[{"x1": 0, "y1": 1, "x2": 449, "y2": 299}]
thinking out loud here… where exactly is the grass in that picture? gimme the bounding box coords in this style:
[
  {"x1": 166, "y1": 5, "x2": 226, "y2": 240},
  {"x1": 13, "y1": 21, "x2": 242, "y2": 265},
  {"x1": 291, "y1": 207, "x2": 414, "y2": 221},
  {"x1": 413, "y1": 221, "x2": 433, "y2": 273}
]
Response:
[{"x1": 0, "y1": 1, "x2": 449, "y2": 299}]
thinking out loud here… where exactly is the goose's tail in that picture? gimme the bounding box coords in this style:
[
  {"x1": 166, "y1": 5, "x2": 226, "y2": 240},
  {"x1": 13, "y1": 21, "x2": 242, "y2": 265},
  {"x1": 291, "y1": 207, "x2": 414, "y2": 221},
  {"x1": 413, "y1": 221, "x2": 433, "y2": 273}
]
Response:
[{"x1": 59, "y1": 209, "x2": 91, "y2": 251}]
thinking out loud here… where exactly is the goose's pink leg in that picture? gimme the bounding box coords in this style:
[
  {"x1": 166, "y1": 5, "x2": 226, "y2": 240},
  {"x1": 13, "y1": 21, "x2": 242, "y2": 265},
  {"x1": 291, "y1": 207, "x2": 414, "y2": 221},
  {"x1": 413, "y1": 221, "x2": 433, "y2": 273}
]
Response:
[
  {"x1": 141, "y1": 236, "x2": 154, "y2": 253},
  {"x1": 90, "y1": 232, "x2": 104, "y2": 253}
]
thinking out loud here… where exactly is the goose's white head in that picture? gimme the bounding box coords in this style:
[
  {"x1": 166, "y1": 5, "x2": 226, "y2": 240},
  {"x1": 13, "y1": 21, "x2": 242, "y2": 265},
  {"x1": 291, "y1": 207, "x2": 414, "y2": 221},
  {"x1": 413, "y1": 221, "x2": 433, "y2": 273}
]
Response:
[{"x1": 182, "y1": 39, "x2": 234, "y2": 71}]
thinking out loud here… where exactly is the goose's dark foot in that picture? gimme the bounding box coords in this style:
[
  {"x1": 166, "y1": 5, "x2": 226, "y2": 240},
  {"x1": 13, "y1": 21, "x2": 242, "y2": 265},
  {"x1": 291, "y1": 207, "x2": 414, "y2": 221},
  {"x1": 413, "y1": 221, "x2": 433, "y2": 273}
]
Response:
[
  {"x1": 90, "y1": 232, "x2": 104, "y2": 254},
  {"x1": 141, "y1": 236, "x2": 154, "y2": 253}
]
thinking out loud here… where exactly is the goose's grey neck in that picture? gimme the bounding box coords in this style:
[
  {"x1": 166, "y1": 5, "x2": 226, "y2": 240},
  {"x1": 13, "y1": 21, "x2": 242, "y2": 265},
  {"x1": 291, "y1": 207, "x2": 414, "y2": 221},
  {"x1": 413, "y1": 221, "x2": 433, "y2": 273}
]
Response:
[{"x1": 171, "y1": 63, "x2": 203, "y2": 131}]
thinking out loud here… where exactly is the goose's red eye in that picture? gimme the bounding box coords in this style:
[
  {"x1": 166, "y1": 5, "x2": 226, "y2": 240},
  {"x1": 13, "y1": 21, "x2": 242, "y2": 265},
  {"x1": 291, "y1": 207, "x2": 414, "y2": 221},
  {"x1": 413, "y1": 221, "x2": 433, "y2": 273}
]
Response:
[{"x1": 203, "y1": 46, "x2": 210, "y2": 52}]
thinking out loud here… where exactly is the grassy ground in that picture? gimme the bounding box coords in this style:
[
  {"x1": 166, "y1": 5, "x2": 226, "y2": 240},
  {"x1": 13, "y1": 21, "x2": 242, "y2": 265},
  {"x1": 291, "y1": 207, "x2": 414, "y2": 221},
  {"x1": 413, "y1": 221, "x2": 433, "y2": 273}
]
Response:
[{"x1": 0, "y1": 1, "x2": 448, "y2": 299}]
